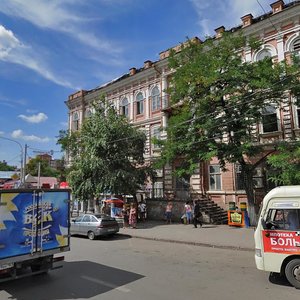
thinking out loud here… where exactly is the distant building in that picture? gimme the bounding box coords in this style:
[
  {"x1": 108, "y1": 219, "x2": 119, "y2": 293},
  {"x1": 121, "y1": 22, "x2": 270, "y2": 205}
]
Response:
[{"x1": 32, "y1": 154, "x2": 62, "y2": 171}]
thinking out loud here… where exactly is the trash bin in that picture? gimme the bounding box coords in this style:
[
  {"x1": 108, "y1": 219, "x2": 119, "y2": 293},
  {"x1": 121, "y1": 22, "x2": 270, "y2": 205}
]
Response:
[
  {"x1": 240, "y1": 202, "x2": 247, "y2": 211},
  {"x1": 228, "y1": 202, "x2": 236, "y2": 210}
]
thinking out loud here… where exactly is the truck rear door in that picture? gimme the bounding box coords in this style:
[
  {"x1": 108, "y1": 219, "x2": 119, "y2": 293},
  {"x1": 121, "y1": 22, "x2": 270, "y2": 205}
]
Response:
[{"x1": 0, "y1": 189, "x2": 70, "y2": 260}]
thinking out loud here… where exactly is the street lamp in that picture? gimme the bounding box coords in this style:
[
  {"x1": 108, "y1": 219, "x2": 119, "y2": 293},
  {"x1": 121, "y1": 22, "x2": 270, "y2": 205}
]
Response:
[{"x1": 0, "y1": 136, "x2": 25, "y2": 185}]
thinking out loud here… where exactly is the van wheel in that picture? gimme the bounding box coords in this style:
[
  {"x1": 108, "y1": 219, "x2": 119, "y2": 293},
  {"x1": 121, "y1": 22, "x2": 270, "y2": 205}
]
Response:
[
  {"x1": 87, "y1": 231, "x2": 95, "y2": 240},
  {"x1": 285, "y1": 259, "x2": 300, "y2": 289}
]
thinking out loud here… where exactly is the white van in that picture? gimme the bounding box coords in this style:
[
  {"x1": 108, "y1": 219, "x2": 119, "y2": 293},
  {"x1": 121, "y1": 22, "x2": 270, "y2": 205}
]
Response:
[{"x1": 254, "y1": 186, "x2": 300, "y2": 288}]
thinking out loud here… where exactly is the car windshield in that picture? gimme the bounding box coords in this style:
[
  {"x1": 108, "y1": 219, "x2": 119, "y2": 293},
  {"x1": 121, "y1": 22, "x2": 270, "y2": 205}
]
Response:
[{"x1": 94, "y1": 214, "x2": 107, "y2": 219}]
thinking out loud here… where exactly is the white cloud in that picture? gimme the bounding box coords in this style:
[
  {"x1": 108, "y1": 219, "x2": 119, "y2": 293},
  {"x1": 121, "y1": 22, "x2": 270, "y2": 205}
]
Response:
[
  {"x1": 18, "y1": 112, "x2": 48, "y2": 124},
  {"x1": 0, "y1": 131, "x2": 4, "y2": 135},
  {"x1": 0, "y1": 25, "x2": 77, "y2": 89},
  {"x1": 0, "y1": 0, "x2": 122, "y2": 54},
  {"x1": 11, "y1": 129, "x2": 50, "y2": 142},
  {"x1": 190, "y1": 0, "x2": 272, "y2": 37},
  {"x1": 0, "y1": 94, "x2": 27, "y2": 108},
  {"x1": 0, "y1": 25, "x2": 21, "y2": 57}
]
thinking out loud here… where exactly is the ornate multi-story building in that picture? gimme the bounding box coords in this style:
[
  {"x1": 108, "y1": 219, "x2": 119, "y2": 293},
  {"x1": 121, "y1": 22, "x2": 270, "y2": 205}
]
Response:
[{"x1": 65, "y1": 0, "x2": 300, "y2": 221}]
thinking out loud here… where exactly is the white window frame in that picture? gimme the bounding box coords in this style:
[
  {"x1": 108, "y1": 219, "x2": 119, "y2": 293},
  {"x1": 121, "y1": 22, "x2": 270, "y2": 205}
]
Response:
[
  {"x1": 293, "y1": 39, "x2": 300, "y2": 58},
  {"x1": 136, "y1": 92, "x2": 144, "y2": 115},
  {"x1": 260, "y1": 104, "x2": 281, "y2": 134},
  {"x1": 121, "y1": 98, "x2": 129, "y2": 117},
  {"x1": 253, "y1": 44, "x2": 277, "y2": 62},
  {"x1": 151, "y1": 126, "x2": 161, "y2": 150},
  {"x1": 153, "y1": 181, "x2": 163, "y2": 198},
  {"x1": 151, "y1": 86, "x2": 161, "y2": 111},
  {"x1": 209, "y1": 165, "x2": 221, "y2": 191},
  {"x1": 72, "y1": 112, "x2": 79, "y2": 131},
  {"x1": 291, "y1": 97, "x2": 300, "y2": 129},
  {"x1": 85, "y1": 108, "x2": 92, "y2": 118}
]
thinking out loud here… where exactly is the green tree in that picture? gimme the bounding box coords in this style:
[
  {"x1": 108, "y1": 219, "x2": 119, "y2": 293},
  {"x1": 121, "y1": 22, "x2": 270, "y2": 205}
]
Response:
[
  {"x1": 267, "y1": 142, "x2": 300, "y2": 186},
  {"x1": 26, "y1": 157, "x2": 58, "y2": 177},
  {"x1": 60, "y1": 100, "x2": 153, "y2": 202},
  {"x1": 158, "y1": 33, "x2": 300, "y2": 225},
  {"x1": 0, "y1": 161, "x2": 15, "y2": 171}
]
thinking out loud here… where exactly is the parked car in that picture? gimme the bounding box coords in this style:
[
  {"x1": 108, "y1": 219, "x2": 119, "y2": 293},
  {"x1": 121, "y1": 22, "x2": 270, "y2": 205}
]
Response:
[{"x1": 70, "y1": 213, "x2": 119, "y2": 240}]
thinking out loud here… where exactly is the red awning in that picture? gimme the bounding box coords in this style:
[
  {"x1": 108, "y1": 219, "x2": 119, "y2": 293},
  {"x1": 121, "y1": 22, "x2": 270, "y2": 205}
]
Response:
[
  {"x1": 103, "y1": 198, "x2": 124, "y2": 205},
  {"x1": 59, "y1": 181, "x2": 69, "y2": 188}
]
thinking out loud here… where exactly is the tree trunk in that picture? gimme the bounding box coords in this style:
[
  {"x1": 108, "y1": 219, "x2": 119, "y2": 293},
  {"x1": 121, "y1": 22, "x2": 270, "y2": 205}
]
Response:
[{"x1": 242, "y1": 169, "x2": 257, "y2": 226}]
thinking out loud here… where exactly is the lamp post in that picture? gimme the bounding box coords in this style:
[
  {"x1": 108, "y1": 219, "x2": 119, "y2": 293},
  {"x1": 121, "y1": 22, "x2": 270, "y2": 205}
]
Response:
[{"x1": 0, "y1": 136, "x2": 25, "y2": 185}]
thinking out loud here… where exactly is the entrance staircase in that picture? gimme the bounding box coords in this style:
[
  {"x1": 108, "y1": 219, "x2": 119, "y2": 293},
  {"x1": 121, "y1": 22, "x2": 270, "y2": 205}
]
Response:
[{"x1": 198, "y1": 197, "x2": 228, "y2": 224}]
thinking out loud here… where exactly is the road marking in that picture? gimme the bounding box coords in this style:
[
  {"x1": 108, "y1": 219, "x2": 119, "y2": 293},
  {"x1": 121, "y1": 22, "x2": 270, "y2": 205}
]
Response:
[{"x1": 81, "y1": 275, "x2": 131, "y2": 293}]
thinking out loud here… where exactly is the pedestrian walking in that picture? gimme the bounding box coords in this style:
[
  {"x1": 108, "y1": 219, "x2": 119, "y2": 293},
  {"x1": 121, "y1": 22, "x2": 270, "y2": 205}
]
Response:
[
  {"x1": 138, "y1": 201, "x2": 147, "y2": 222},
  {"x1": 165, "y1": 202, "x2": 173, "y2": 224},
  {"x1": 122, "y1": 204, "x2": 129, "y2": 228},
  {"x1": 184, "y1": 201, "x2": 192, "y2": 224},
  {"x1": 129, "y1": 203, "x2": 137, "y2": 228},
  {"x1": 193, "y1": 200, "x2": 202, "y2": 228}
]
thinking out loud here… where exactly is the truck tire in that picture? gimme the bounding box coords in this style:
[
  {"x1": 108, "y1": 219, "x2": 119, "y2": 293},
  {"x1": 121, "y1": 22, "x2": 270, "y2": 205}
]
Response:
[
  {"x1": 87, "y1": 231, "x2": 95, "y2": 240},
  {"x1": 285, "y1": 259, "x2": 300, "y2": 289}
]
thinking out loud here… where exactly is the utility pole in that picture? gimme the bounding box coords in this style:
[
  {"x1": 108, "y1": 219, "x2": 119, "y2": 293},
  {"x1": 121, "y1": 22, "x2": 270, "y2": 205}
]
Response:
[
  {"x1": 23, "y1": 144, "x2": 28, "y2": 185},
  {"x1": 37, "y1": 162, "x2": 41, "y2": 188}
]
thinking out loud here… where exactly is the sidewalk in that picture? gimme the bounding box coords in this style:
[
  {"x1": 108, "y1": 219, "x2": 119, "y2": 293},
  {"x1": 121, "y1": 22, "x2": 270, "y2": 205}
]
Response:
[{"x1": 119, "y1": 220, "x2": 255, "y2": 252}]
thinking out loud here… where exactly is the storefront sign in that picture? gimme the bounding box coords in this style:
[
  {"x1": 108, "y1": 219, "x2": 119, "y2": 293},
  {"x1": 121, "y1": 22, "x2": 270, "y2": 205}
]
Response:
[
  {"x1": 263, "y1": 230, "x2": 300, "y2": 254},
  {"x1": 228, "y1": 210, "x2": 244, "y2": 226}
]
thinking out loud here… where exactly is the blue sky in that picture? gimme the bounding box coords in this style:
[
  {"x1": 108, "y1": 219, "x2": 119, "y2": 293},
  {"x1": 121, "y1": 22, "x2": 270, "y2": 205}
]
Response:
[{"x1": 0, "y1": 0, "x2": 278, "y2": 168}]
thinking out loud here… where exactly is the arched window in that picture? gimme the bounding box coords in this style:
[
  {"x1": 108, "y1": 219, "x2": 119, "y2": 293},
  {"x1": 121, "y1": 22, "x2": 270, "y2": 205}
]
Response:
[
  {"x1": 256, "y1": 49, "x2": 272, "y2": 61},
  {"x1": 292, "y1": 38, "x2": 300, "y2": 58},
  {"x1": 72, "y1": 112, "x2": 79, "y2": 131},
  {"x1": 151, "y1": 86, "x2": 161, "y2": 111},
  {"x1": 85, "y1": 109, "x2": 92, "y2": 118},
  {"x1": 121, "y1": 98, "x2": 129, "y2": 117},
  {"x1": 136, "y1": 92, "x2": 144, "y2": 115}
]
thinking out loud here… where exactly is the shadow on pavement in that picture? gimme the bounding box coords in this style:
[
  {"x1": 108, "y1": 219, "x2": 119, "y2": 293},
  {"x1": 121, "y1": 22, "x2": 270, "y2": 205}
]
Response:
[
  {"x1": 71, "y1": 233, "x2": 131, "y2": 241},
  {"x1": 129, "y1": 221, "x2": 220, "y2": 230},
  {"x1": 268, "y1": 272, "x2": 292, "y2": 287},
  {"x1": 1, "y1": 260, "x2": 144, "y2": 300}
]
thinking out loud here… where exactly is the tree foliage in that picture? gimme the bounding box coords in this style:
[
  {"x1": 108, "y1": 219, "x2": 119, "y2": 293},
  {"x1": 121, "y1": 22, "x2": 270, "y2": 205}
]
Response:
[
  {"x1": 159, "y1": 32, "x2": 300, "y2": 223},
  {"x1": 0, "y1": 161, "x2": 15, "y2": 171},
  {"x1": 60, "y1": 100, "x2": 153, "y2": 201},
  {"x1": 26, "y1": 157, "x2": 59, "y2": 177},
  {"x1": 267, "y1": 142, "x2": 300, "y2": 185}
]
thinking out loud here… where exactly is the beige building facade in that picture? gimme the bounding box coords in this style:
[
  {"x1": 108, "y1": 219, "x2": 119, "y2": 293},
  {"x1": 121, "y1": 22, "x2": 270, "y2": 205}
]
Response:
[{"x1": 65, "y1": 1, "x2": 300, "y2": 220}]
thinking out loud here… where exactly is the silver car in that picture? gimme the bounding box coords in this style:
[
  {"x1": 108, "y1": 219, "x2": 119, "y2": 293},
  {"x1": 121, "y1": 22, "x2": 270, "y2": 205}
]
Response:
[{"x1": 70, "y1": 213, "x2": 119, "y2": 240}]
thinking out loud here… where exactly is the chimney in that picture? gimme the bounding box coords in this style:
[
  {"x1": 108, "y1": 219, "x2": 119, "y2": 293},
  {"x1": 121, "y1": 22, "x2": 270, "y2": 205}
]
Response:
[
  {"x1": 129, "y1": 67, "x2": 137, "y2": 76},
  {"x1": 144, "y1": 60, "x2": 153, "y2": 69},
  {"x1": 241, "y1": 14, "x2": 253, "y2": 27},
  {"x1": 270, "y1": 0, "x2": 284, "y2": 14},
  {"x1": 159, "y1": 50, "x2": 170, "y2": 60},
  {"x1": 214, "y1": 26, "x2": 225, "y2": 39}
]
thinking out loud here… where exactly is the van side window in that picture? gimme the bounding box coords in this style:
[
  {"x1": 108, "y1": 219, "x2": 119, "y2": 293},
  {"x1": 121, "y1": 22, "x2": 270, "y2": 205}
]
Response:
[{"x1": 266, "y1": 209, "x2": 300, "y2": 230}]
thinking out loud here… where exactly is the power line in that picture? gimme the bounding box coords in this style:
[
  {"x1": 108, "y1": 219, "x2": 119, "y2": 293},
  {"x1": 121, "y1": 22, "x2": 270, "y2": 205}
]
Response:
[
  {"x1": 102, "y1": 69, "x2": 300, "y2": 146},
  {"x1": 256, "y1": 0, "x2": 278, "y2": 32}
]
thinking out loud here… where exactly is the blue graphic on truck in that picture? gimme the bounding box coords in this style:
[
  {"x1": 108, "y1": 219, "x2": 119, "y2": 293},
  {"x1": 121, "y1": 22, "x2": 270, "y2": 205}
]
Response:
[{"x1": 0, "y1": 191, "x2": 69, "y2": 259}]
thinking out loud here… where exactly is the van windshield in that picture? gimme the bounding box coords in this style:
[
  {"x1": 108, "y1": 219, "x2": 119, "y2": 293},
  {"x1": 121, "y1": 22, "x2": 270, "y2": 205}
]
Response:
[{"x1": 265, "y1": 209, "x2": 300, "y2": 230}]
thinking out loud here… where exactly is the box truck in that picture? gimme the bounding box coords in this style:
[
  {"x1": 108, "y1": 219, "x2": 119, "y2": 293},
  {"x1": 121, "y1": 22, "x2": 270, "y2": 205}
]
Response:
[
  {"x1": 0, "y1": 189, "x2": 70, "y2": 282},
  {"x1": 254, "y1": 186, "x2": 300, "y2": 289}
]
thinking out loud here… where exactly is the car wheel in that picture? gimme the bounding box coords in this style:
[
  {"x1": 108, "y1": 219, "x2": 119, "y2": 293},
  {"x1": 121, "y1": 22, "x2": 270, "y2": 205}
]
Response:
[
  {"x1": 285, "y1": 259, "x2": 300, "y2": 289},
  {"x1": 87, "y1": 231, "x2": 96, "y2": 240}
]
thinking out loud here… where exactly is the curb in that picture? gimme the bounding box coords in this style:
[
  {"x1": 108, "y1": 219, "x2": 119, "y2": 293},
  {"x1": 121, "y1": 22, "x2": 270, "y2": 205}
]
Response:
[{"x1": 118, "y1": 233, "x2": 254, "y2": 252}]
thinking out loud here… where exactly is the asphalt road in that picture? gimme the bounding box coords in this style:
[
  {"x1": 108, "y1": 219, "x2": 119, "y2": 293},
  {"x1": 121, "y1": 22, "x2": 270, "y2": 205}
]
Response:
[{"x1": 0, "y1": 234, "x2": 299, "y2": 300}]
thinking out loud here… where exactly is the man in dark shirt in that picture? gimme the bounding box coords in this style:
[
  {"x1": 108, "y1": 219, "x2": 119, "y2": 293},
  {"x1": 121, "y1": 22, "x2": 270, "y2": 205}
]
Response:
[{"x1": 193, "y1": 200, "x2": 202, "y2": 228}]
